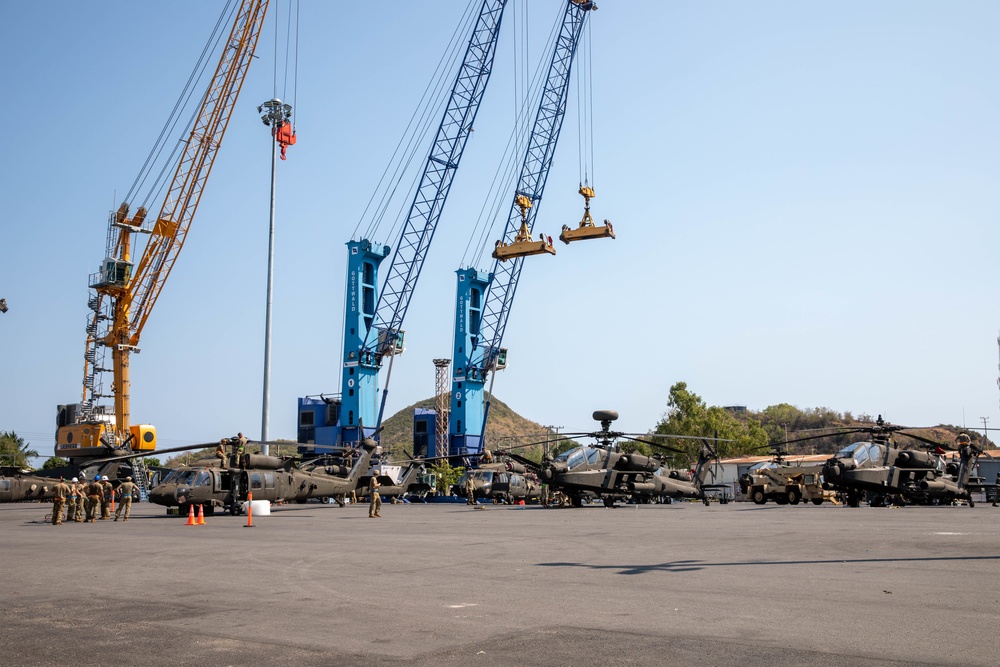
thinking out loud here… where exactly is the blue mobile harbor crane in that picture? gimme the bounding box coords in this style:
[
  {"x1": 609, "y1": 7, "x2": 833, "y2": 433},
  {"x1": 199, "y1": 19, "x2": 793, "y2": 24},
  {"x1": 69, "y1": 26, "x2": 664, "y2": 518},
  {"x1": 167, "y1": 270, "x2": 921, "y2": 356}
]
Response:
[
  {"x1": 298, "y1": 0, "x2": 510, "y2": 451},
  {"x1": 449, "y1": 0, "x2": 598, "y2": 457}
]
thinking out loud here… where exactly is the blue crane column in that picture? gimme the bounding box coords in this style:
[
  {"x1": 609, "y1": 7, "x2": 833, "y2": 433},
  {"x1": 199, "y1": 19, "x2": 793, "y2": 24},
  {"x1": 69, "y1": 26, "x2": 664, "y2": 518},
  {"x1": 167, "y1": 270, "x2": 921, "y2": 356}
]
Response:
[
  {"x1": 449, "y1": 267, "x2": 493, "y2": 455},
  {"x1": 298, "y1": 0, "x2": 510, "y2": 449},
  {"x1": 449, "y1": 0, "x2": 597, "y2": 456}
]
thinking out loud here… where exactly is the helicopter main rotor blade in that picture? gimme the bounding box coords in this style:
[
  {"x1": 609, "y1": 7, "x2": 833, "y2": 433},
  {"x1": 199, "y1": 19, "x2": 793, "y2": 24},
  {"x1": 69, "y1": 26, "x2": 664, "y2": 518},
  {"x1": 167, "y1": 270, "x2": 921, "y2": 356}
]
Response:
[
  {"x1": 895, "y1": 430, "x2": 954, "y2": 451},
  {"x1": 618, "y1": 435, "x2": 687, "y2": 454}
]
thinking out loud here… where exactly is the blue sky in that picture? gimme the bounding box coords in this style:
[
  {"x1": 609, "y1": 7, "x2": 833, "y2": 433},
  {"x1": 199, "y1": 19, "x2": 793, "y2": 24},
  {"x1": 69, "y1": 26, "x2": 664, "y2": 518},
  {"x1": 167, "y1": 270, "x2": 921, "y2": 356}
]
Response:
[{"x1": 2, "y1": 1, "x2": 998, "y2": 461}]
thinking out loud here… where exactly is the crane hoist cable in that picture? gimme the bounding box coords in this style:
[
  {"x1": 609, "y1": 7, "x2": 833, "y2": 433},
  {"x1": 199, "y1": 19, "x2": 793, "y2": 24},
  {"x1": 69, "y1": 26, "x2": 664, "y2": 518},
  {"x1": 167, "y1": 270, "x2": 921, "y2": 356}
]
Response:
[
  {"x1": 460, "y1": 0, "x2": 565, "y2": 269},
  {"x1": 350, "y1": 1, "x2": 480, "y2": 245},
  {"x1": 126, "y1": 1, "x2": 242, "y2": 212}
]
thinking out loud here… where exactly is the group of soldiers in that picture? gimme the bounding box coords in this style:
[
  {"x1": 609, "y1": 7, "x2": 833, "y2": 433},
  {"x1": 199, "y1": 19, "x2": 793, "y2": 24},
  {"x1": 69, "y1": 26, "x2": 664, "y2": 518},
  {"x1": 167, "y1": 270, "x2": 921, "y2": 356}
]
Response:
[
  {"x1": 50, "y1": 475, "x2": 138, "y2": 525},
  {"x1": 214, "y1": 432, "x2": 249, "y2": 469}
]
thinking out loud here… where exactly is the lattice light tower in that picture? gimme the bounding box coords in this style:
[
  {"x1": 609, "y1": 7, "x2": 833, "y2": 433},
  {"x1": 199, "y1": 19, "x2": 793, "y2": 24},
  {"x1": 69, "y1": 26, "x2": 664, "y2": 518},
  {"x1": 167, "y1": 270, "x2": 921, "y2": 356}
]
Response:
[{"x1": 434, "y1": 359, "x2": 451, "y2": 458}]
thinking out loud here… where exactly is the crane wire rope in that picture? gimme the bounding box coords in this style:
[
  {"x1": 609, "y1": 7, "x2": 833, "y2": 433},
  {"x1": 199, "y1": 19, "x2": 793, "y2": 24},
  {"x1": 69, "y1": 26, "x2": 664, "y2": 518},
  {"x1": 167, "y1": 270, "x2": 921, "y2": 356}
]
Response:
[
  {"x1": 349, "y1": 0, "x2": 479, "y2": 243},
  {"x1": 363, "y1": 12, "x2": 472, "y2": 245},
  {"x1": 460, "y1": 1, "x2": 564, "y2": 268},
  {"x1": 339, "y1": 0, "x2": 478, "y2": 390},
  {"x1": 125, "y1": 1, "x2": 239, "y2": 213}
]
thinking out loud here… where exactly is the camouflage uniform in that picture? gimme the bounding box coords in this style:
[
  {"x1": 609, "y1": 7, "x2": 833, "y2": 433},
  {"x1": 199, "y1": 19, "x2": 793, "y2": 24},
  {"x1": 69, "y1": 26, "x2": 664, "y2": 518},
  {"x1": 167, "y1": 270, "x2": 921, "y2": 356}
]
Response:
[
  {"x1": 464, "y1": 479, "x2": 476, "y2": 505},
  {"x1": 368, "y1": 476, "x2": 381, "y2": 517},
  {"x1": 216, "y1": 440, "x2": 228, "y2": 468},
  {"x1": 115, "y1": 478, "x2": 137, "y2": 521},
  {"x1": 65, "y1": 479, "x2": 79, "y2": 522},
  {"x1": 73, "y1": 481, "x2": 86, "y2": 522},
  {"x1": 86, "y1": 480, "x2": 103, "y2": 522},
  {"x1": 99, "y1": 478, "x2": 113, "y2": 519},
  {"x1": 51, "y1": 480, "x2": 70, "y2": 525}
]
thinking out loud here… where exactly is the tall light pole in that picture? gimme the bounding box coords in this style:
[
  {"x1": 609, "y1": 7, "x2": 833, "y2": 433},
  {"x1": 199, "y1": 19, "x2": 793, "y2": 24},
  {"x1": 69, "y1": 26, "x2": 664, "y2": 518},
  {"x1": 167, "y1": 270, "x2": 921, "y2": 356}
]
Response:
[{"x1": 257, "y1": 98, "x2": 292, "y2": 455}]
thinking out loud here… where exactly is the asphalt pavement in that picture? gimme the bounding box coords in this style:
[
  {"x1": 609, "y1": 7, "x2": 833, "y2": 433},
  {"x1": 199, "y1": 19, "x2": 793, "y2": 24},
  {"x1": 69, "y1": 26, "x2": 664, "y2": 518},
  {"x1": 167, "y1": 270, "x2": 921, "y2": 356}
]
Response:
[{"x1": 3, "y1": 499, "x2": 998, "y2": 666}]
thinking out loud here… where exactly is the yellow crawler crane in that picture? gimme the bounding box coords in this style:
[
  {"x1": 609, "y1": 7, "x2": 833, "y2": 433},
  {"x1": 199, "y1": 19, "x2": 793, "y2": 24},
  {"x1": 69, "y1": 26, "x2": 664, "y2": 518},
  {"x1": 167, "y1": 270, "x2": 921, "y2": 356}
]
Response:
[
  {"x1": 491, "y1": 194, "x2": 557, "y2": 262},
  {"x1": 559, "y1": 184, "x2": 615, "y2": 244},
  {"x1": 56, "y1": 0, "x2": 270, "y2": 464}
]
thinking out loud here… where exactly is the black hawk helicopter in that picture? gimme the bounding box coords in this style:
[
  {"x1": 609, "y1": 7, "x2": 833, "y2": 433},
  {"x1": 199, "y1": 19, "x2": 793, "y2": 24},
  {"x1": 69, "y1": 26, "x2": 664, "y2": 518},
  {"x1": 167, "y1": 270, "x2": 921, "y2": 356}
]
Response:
[
  {"x1": 0, "y1": 440, "x2": 248, "y2": 504},
  {"x1": 148, "y1": 437, "x2": 379, "y2": 515},
  {"x1": 498, "y1": 410, "x2": 730, "y2": 507},
  {"x1": 779, "y1": 416, "x2": 985, "y2": 507},
  {"x1": 455, "y1": 454, "x2": 543, "y2": 505}
]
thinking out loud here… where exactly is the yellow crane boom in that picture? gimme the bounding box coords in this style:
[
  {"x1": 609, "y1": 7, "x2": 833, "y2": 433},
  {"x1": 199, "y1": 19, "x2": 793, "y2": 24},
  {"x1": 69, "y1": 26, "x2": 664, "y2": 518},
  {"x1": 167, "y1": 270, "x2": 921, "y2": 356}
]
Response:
[{"x1": 56, "y1": 0, "x2": 270, "y2": 461}]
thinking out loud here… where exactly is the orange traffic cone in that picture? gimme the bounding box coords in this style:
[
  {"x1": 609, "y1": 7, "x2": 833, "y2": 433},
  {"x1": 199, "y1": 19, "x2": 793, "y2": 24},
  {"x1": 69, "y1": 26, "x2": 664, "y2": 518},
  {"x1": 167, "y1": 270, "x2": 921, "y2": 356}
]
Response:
[
  {"x1": 197, "y1": 504, "x2": 206, "y2": 525},
  {"x1": 244, "y1": 491, "x2": 254, "y2": 528},
  {"x1": 185, "y1": 505, "x2": 196, "y2": 525}
]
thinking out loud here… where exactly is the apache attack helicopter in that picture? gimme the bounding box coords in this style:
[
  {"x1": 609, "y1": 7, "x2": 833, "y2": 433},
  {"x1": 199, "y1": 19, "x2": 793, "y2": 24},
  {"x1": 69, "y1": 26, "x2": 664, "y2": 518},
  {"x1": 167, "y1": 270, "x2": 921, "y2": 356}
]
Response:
[
  {"x1": 499, "y1": 410, "x2": 729, "y2": 507},
  {"x1": 781, "y1": 416, "x2": 984, "y2": 507},
  {"x1": 651, "y1": 442, "x2": 735, "y2": 505},
  {"x1": 147, "y1": 438, "x2": 378, "y2": 515}
]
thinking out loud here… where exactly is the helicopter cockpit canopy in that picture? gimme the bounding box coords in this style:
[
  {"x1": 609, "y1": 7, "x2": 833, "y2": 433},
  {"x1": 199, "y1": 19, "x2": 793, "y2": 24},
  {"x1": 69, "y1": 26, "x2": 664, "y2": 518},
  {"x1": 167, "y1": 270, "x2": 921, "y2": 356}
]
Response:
[
  {"x1": 834, "y1": 442, "x2": 880, "y2": 465},
  {"x1": 554, "y1": 447, "x2": 602, "y2": 470}
]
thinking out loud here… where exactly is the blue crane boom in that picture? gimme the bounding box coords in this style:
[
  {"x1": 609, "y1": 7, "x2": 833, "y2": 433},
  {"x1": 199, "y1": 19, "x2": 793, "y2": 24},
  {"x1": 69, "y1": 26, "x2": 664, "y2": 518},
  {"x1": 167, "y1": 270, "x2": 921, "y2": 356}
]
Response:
[
  {"x1": 449, "y1": 0, "x2": 597, "y2": 456},
  {"x1": 298, "y1": 0, "x2": 510, "y2": 449}
]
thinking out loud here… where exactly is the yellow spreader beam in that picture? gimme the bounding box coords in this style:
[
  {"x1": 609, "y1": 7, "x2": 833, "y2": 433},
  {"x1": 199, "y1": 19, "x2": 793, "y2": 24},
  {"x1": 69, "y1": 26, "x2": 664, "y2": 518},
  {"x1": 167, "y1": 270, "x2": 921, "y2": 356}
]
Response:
[
  {"x1": 492, "y1": 194, "x2": 557, "y2": 262},
  {"x1": 559, "y1": 184, "x2": 616, "y2": 244}
]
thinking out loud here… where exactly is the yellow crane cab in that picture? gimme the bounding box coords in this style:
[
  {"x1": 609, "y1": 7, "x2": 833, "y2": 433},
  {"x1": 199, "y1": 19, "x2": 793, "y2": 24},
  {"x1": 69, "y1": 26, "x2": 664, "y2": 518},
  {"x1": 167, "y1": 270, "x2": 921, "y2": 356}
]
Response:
[
  {"x1": 559, "y1": 185, "x2": 615, "y2": 244},
  {"x1": 491, "y1": 194, "x2": 556, "y2": 262}
]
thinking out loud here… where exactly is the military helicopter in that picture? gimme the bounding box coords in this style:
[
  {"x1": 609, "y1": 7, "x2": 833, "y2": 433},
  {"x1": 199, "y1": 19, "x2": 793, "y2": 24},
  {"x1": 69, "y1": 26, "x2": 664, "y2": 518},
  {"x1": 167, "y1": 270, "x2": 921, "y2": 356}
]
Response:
[
  {"x1": 0, "y1": 467, "x2": 61, "y2": 503},
  {"x1": 456, "y1": 456, "x2": 543, "y2": 505},
  {"x1": 0, "y1": 440, "x2": 238, "y2": 504},
  {"x1": 355, "y1": 457, "x2": 434, "y2": 503},
  {"x1": 782, "y1": 416, "x2": 982, "y2": 507},
  {"x1": 147, "y1": 438, "x2": 378, "y2": 515},
  {"x1": 651, "y1": 442, "x2": 734, "y2": 505},
  {"x1": 499, "y1": 410, "x2": 728, "y2": 508}
]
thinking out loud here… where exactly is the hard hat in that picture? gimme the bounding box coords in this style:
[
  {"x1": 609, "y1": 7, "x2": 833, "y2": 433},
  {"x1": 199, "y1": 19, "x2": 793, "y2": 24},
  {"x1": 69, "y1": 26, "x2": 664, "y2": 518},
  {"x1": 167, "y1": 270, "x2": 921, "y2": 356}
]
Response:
[
  {"x1": 71, "y1": 477, "x2": 78, "y2": 482},
  {"x1": 102, "y1": 476, "x2": 109, "y2": 481}
]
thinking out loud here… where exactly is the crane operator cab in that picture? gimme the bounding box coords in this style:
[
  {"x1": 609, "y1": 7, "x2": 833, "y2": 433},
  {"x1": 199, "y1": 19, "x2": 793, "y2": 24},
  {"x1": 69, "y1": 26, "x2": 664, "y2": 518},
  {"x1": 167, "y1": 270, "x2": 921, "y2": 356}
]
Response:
[
  {"x1": 492, "y1": 194, "x2": 556, "y2": 261},
  {"x1": 559, "y1": 184, "x2": 615, "y2": 244}
]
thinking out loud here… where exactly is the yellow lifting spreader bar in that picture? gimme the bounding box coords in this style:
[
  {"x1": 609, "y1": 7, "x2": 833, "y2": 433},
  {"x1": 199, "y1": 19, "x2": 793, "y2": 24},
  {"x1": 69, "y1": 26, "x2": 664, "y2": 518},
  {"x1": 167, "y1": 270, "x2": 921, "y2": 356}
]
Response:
[
  {"x1": 559, "y1": 184, "x2": 615, "y2": 244},
  {"x1": 492, "y1": 194, "x2": 556, "y2": 262}
]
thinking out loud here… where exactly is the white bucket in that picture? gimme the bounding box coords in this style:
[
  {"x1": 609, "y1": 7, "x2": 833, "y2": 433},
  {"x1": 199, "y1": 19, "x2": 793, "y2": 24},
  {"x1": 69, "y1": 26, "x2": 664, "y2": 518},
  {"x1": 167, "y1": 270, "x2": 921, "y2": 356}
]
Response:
[{"x1": 242, "y1": 499, "x2": 271, "y2": 516}]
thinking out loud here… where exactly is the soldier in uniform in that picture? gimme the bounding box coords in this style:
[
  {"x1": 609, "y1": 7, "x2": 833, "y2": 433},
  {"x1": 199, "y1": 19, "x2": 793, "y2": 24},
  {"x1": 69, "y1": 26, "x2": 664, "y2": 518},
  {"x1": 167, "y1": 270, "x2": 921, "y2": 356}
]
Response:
[
  {"x1": 993, "y1": 471, "x2": 1000, "y2": 507},
  {"x1": 66, "y1": 477, "x2": 79, "y2": 522},
  {"x1": 86, "y1": 478, "x2": 103, "y2": 522},
  {"x1": 463, "y1": 477, "x2": 476, "y2": 505},
  {"x1": 234, "y1": 432, "x2": 248, "y2": 466},
  {"x1": 368, "y1": 473, "x2": 382, "y2": 518},
  {"x1": 115, "y1": 476, "x2": 137, "y2": 522},
  {"x1": 99, "y1": 475, "x2": 113, "y2": 519},
  {"x1": 51, "y1": 478, "x2": 70, "y2": 525},
  {"x1": 215, "y1": 440, "x2": 228, "y2": 468},
  {"x1": 73, "y1": 478, "x2": 87, "y2": 522}
]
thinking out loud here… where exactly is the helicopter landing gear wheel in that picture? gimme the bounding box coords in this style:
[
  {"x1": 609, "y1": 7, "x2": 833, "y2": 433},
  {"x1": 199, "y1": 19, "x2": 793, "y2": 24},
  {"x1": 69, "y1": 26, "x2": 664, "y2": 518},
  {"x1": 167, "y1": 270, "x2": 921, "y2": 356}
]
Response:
[
  {"x1": 847, "y1": 491, "x2": 861, "y2": 508},
  {"x1": 751, "y1": 489, "x2": 767, "y2": 505},
  {"x1": 571, "y1": 496, "x2": 583, "y2": 508},
  {"x1": 811, "y1": 498, "x2": 824, "y2": 505},
  {"x1": 787, "y1": 488, "x2": 801, "y2": 505},
  {"x1": 603, "y1": 497, "x2": 615, "y2": 508}
]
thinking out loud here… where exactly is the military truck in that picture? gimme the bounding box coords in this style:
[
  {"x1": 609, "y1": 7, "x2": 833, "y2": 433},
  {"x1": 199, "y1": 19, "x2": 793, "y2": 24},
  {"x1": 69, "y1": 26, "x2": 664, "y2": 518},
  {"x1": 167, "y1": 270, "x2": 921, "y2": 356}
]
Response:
[{"x1": 744, "y1": 465, "x2": 838, "y2": 505}]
